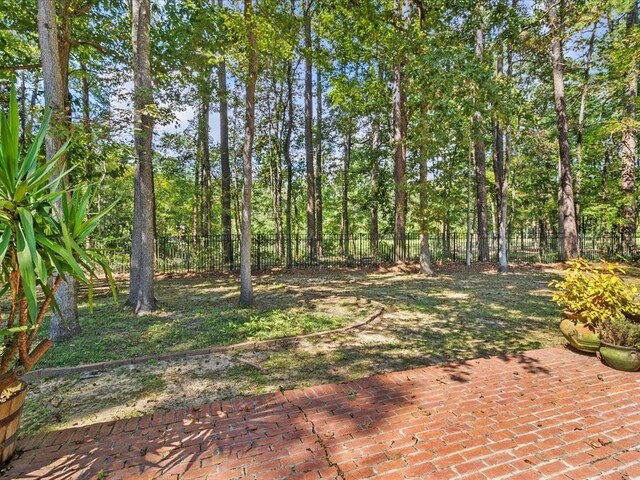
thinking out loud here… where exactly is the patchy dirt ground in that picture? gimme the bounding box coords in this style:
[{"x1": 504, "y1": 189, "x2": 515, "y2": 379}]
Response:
[{"x1": 22, "y1": 264, "x2": 566, "y2": 436}]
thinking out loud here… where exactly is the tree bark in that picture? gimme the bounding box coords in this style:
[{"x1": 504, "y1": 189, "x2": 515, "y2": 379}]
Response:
[
  {"x1": 284, "y1": 60, "x2": 294, "y2": 268},
  {"x1": 466, "y1": 138, "x2": 473, "y2": 266},
  {"x1": 419, "y1": 145, "x2": 433, "y2": 276},
  {"x1": 622, "y1": 2, "x2": 638, "y2": 257},
  {"x1": 303, "y1": 0, "x2": 316, "y2": 259},
  {"x1": 218, "y1": 0, "x2": 233, "y2": 268},
  {"x1": 198, "y1": 82, "x2": 212, "y2": 237},
  {"x1": 239, "y1": 0, "x2": 257, "y2": 307},
  {"x1": 37, "y1": 0, "x2": 80, "y2": 340},
  {"x1": 192, "y1": 143, "x2": 200, "y2": 237},
  {"x1": 473, "y1": 26, "x2": 489, "y2": 262},
  {"x1": 494, "y1": 46, "x2": 508, "y2": 273},
  {"x1": 129, "y1": 0, "x2": 157, "y2": 313},
  {"x1": 393, "y1": 0, "x2": 408, "y2": 262},
  {"x1": 370, "y1": 115, "x2": 380, "y2": 256},
  {"x1": 315, "y1": 66, "x2": 323, "y2": 256},
  {"x1": 340, "y1": 130, "x2": 351, "y2": 257},
  {"x1": 549, "y1": 0, "x2": 579, "y2": 260}
]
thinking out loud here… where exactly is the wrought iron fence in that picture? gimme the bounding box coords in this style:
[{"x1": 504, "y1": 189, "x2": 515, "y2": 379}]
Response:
[{"x1": 93, "y1": 232, "x2": 640, "y2": 275}]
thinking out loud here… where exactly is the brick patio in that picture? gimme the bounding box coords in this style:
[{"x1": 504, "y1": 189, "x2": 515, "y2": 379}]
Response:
[{"x1": 3, "y1": 347, "x2": 640, "y2": 480}]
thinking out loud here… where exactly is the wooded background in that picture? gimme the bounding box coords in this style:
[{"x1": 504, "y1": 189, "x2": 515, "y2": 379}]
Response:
[{"x1": 1, "y1": 0, "x2": 639, "y2": 308}]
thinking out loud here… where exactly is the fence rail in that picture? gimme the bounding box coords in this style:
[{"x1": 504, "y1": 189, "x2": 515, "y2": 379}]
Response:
[{"x1": 95, "y1": 232, "x2": 640, "y2": 275}]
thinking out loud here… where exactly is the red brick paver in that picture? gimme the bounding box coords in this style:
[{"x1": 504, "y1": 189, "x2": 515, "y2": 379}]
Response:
[{"x1": 3, "y1": 347, "x2": 640, "y2": 479}]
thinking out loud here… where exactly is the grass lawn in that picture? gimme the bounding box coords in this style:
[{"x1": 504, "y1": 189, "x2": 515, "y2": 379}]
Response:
[
  {"x1": 23, "y1": 263, "x2": 584, "y2": 435},
  {"x1": 37, "y1": 273, "x2": 372, "y2": 369}
]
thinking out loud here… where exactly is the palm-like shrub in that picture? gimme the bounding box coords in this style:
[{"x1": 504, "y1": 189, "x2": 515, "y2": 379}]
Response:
[{"x1": 0, "y1": 89, "x2": 114, "y2": 392}]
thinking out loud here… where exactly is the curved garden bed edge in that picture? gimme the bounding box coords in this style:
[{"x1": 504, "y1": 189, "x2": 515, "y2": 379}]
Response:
[{"x1": 24, "y1": 304, "x2": 385, "y2": 382}]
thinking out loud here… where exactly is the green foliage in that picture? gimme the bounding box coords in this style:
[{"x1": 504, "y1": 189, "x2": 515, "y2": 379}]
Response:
[
  {"x1": 599, "y1": 315, "x2": 640, "y2": 348},
  {"x1": 0, "y1": 88, "x2": 115, "y2": 374},
  {"x1": 549, "y1": 259, "x2": 640, "y2": 326}
]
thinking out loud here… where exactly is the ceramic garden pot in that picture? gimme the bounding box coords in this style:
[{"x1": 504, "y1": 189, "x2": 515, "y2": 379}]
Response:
[
  {"x1": 559, "y1": 318, "x2": 600, "y2": 353},
  {"x1": 599, "y1": 342, "x2": 640, "y2": 372}
]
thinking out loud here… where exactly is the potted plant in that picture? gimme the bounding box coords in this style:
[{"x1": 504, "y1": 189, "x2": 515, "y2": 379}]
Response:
[
  {"x1": 0, "y1": 89, "x2": 114, "y2": 464},
  {"x1": 550, "y1": 259, "x2": 639, "y2": 353},
  {"x1": 598, "y1": 316, "x2": 640, "y2": 372}
]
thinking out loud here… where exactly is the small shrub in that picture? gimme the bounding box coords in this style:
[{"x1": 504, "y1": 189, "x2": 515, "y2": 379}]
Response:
[
  {"x1": 549, "y1": 259, "x2": 639, "y2": 326},
  {"x1": 599, "y1": 316, "x2": 640, "y2": 349}
]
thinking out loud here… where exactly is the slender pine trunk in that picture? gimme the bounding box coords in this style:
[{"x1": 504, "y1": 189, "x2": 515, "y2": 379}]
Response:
[
  {"x1": 198, "y1": 83, "x2": 212, "y2": 237},
  {"x1": 340, "y1": 130, "x2": 351, "y2": 257},
  {"x1": 239, "y1": 0, "x2": 258, "y2": 306},
  {"x1": 370, "y1": 116, "x2": 380, "y2": 256},
  {"x1": 218, "y1": 0, "x2": 233, "y2": 268},
  {"x1": 622, "y1": 2, "x2": 638, "y2": 257},
  {"x1": 315, "y1": 66, "x2": 323, "y2": 256},
  {"x1": 549, "y1": 0, "x2": 579, "y2": 260},
  {"x1": 303, "y1": 0, "x2": 315, "y2": 259},
  {"x1": 473, "y1": 25, "x2": 489, "y2": 262},
  {"x1": 494, "y1": 45, "x2": 508, "y2": 273}
]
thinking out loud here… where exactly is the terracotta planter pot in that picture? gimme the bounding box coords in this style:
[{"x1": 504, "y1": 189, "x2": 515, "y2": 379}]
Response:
[
  {"x1": 0, "y1": 381, "x2": 27, "y2": 466},
  {"x1": 599, "y1": 342, "x2": 640, "y2": 372},
  {"x1": 559, "y1": 318, "x2": 600, "y2": 353}
]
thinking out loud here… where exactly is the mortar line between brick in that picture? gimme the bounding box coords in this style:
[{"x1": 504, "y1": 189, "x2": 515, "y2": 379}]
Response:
[{"x1": 280, "y1": 389, "x2": 346, "y2": 480}]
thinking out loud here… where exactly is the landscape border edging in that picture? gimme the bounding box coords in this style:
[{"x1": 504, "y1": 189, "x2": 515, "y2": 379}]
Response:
[{"x1": 24, "y1": 304, "x2": 384, "y2": 382}]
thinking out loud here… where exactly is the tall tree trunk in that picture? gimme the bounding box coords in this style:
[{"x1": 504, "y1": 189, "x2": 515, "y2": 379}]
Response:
[
  {"x1": 192, "y1": 150, "x2": 200, "y2": 237},
  {"x1": 466, "y1": 138, "x2": 473, "y2": 266},
  {"x1": 239, "y1": 0, "x2": 258, "y2": 306},
  {"x1": 303, "y1": 0, "x2": 316, "y2": 259},
  {"x1": 284, "y1": 60, "x2": 294, "y2": 268},
  {"x1": 370, "y1": 116, "x2": 380, "y2": 256},
  {"x1": 128, "y1": 0, "x2": 156, "y2": 313},
  {"x1": 198, "y1": 84, "x2": 212, "y2": 237},
  {"x1": 494, "y1": 45, "x2": 508, "y2": 273},
  {"x1": 575, "y1": 22, "x2": 597, "y2": 226},
  {"x1": 270, "y1": 156, "x2": 284, "y2": 258},
  {"x1": 393, "y1": 0, "x2": 408, "y2": 262},
  {"x1": 340, "y1": 130, "x2": 351, "y2": 257},
  {"x1": 37, "y1": 0, "x2": 80, "y2": 340},
  {"x1": 419, "y1": 146, "x2": 433, "y2": 275},
  {"x1": 315, "y1": 66, "x2": 323, "y2": 256},
  {"x1": 549, "y1": 0, "x2": 579, "y2": 260},
  {"x1": 474, "y1": 26, "x2": 489, "y2": 262},
  {"x1": 218, "y1": 0, "x2": 233, "y2": 268},
  {"x1": 622, "y1": 2, "x2": 638, "y2": 257}
]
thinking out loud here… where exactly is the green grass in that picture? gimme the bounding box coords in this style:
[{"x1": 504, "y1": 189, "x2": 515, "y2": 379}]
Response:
[{"x1": 36, "y1": 276, "x2": 365, "y2": 369}]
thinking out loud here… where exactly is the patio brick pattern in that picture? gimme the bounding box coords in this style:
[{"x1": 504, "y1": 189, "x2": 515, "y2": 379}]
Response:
[{"x1": 2, "y1": 347, "x2": 640, "y2": 479}]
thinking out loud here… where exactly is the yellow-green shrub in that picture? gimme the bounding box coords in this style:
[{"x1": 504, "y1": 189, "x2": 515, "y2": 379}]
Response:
[{"x1": 549, "y1": 259, "x2": 639, "y2": 326}]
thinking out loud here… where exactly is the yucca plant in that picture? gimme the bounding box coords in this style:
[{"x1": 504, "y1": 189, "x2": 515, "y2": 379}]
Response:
[{"x1": 0, "y1": 88, "x2": 115, "y2": 393}]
